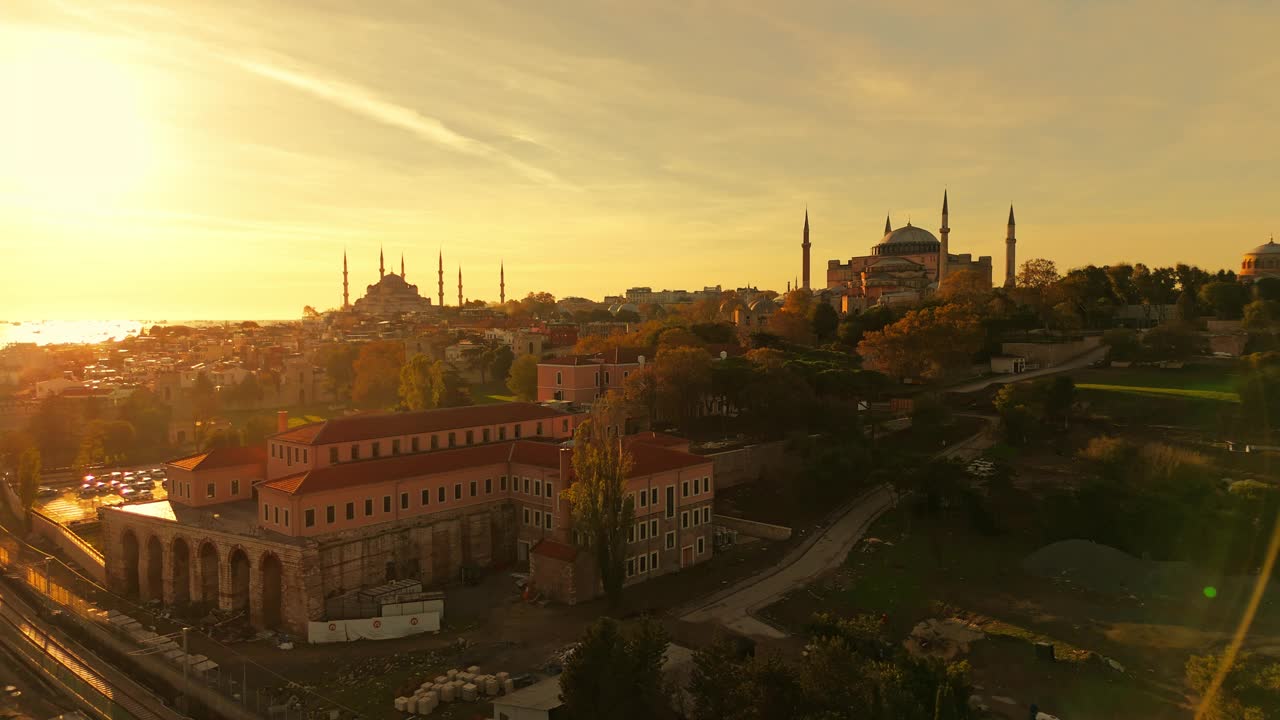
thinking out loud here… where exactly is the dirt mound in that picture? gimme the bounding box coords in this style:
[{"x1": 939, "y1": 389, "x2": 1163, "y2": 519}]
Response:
[
  {"x1": 903, "y1": 618, "x2": 984, "y2": 661},
  {"x1": 1022, "y1": 540, "x2": 1146, "y2": 594}
]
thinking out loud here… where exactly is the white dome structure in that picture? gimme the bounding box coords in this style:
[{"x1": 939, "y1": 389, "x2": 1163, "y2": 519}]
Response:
[{"x1": 1240, "y1": 238, "x2": 1280, "y2": 282}]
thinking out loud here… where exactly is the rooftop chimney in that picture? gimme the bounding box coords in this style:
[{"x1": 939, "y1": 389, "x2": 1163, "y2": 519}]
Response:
[
  {"x1": 559, "y1": 446, "x2": 573, "y2": 487},
  {"x1": 277, "y1": 410, "x2": 289, "y2": 434}
]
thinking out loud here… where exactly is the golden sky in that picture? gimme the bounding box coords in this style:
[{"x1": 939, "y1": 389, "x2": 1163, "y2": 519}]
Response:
[{"x1": 2, "y1": 0, "x2": 1278, "y2": 320}]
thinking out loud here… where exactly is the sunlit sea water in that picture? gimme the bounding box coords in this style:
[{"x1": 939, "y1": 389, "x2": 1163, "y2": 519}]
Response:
[{"x1": 0, "y1": 319, "x2": 287, "y2": 348}]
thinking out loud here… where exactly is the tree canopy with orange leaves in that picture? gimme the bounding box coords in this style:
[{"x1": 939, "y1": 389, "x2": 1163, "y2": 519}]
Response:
[{"x1": 856, "y1": 305, "x2": 983, "y2": 381}]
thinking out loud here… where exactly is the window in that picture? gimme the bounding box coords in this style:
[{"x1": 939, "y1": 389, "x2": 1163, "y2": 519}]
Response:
[
  {"x1": 206, "y1": 483, "x2": 215, "y2": 499},
  {"x1": 697, "y1": 537, "x2": 706, "y2": 555},
  {"x1": 514, "y1": 424, "x2": 522, "y2": 438},
  {"x1": 681, "y1": 511, "x2": 689, "y2": 529},
  {"x1": 692, "y1": 510, "x2": 700, "y2": 527},
  {"x1": 485, "y1": 478, "x2": 492, "y2": 494},
  {"x1": 271, "y1": 444, "x2": 276, "y2": 458},
  {"x1": 329, "y1": 447, "x2": 339, "y2": 463},
  {"x1": 350, "y1": 444, "x2": 360, "y2": 460},
  {"x1": 623, "y1": 371, "x2": 630, "y2": 380},
  {"x1": 284, "y1": 510, "x2": 290, "y2": 527},
  {"x1": 594, "y1": 371, "x2": 600, "y2": 385},
  {"x1": 372, "y1": 441, "x2": 381, "y2": 458},
  {"x1": 650, "y1": 519, "x2": 658, "y2": 537},
  {"x1": 638, "y1": 554, "x2": 647, "y2": 573},
  {"x1": 383, "y1": 496, "x2": 391, "y2": 513},
  {"x1": 604, "y1": 371, "x2": 610, "y2": 384},
  {"x1": 454, "y1": 483, "x2": 462, "y2": 500},
  {"x1": 345, "y1": 502, "x2": 354, "y2": 520},
  {"x1": 556, "y1": 371, "x2": 562, "y2": 386},
  {"x1": 536, "y1": 421, "x2": 543, "y2": 436},
  {"x1": 638, "y1": 491, "x2": 647, "y2": 508},
  {"x1": 400, "y1": 492, "x2": 409, "y2": 510},
  {"x1": 682, "y1": 481, "x2": 690, "y2": 498},
  {"x1": 534, "y1": 479, "x2": 542, "y2": 496},
  {"x1": 703, "y1": 507, "x2": 711, "y2": 524},
  {"x1": 392, "y1": 439, "x2": 401, "y2": 455},
  {"x1": 665, "y1": 531, "x2": 675, "y2": 550},
  {"x1": 666, "y1": 486, "x2": 675, "y2": 518},
  {"x1": 626, "y1": 557, "x2": 635, "y2": 577},
  {"x1": 438, "y1": 487, "x2": 446, "y2": 503},
  {"x1": 628, "y1": 524, "x2": 636, "y2": 543},
  {"x1": 303, "y1": 449, "x2": 308, "y2": 463},
  {"x1": 430, "y1": 435, "x2": 439, "y2": 450},
  {"x1": 692, "y1": 479, "x2": 700, "y2": 496},
  {"x1": 638, "y1": 522, "x2": 648, "y2": 541},
  {"x1": 411, "y1": 436, "x2": 420, "y2": 453},
  {"x1": 650, "y1": 488, "x2": 658, "y2": 506},
  {"x1": 469, "y1": 481, "x2": 477, "y2": 497},
  {"x1": 545, "y1": 482, "x2": 553, "y2": 499},
  {"x1": 498, "y1": 426, "x2": 507, "y2": 440},
  {"x1": 365, "y1": 498, "x2": 373, "y2": 516},
  {"x1": 534, "y1": 510, "x2": 542, "y2": 527},
  {"x1": 263, "y1": 504, "x2": 270, "y2": 520},
  {"x1": 466, "y1": 430, "x2": 474, "y2": 445},
  {"x1": 500, "y1": 475, "x2": 508, "y2": 491},
  {"x1": 421, "y1": 489, "x2": 429, "y2": 505},
  {"x1": 326, "y1": 505, "x2": 335, "y2": 523},
  {"x1": 703, "y1": 477, "x2": 710, "y2": 494},
  {"x1": 523, "y1": 507, "x2": 530, "y2": 525},
  {"x1": 562, "y1": 419, "x2": 569, "y2": 432},
  {"x1": 305, "y1": 509, "x2": 315, "y2": 527},
  {"x1": 448, "y1": 432, "x2": 456, "y2": 448},
  {"x1": 482, "y1": 428, "x2": 491, "y2": 442},
  {"x1": 544, "y1": 513, "x2": 552, "y2": 530},
  {"x1": 523, "y1": 477, "x2": 530, "y2": 494},
  {"x1": 650, "y1": 551, "x2": 659, "y2": 571},
  {"x1": 231, "y1": 479, "x2": 240, "y2": 495}
]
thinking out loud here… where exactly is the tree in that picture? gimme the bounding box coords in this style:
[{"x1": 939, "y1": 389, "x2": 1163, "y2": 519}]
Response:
[
  {"x1": 351, "y1": 341, "x2": 405, "y2": 408},
  {"x1": 838, "y1": 305, "x2": 896, "y2": 347},
  {"x1": 1016, "y1": 258, "x2": 1060, "y2": 290},
  {"x1": 1198, "y1": 281, "x2": 1250, "y2": 320},
  {"x1": 118, "y1": 387, "x2": 170, "y2": 451},
  {"x1": 857, "y1": 306, "x2": 983, "y2": 381},
  {"x1": 317, "y1": 343, "x2": 360, "y2": 401},
  {"x1": 201, "y1": 428, "x2": 243, "y2": 450},
  {"x1": 1175, "y1": 290, "x2": 1198, "y2": 324},
  {"x1": 488, "y1": 346, "x2": 515, "y2": 384},
  {"x1": 17, "y1": 447, "x2": 41, "y2": 516},
  {"x1": 1142, "y1": 323, "x2": 1204, "y2": 361},
  {"x1": 622, "y1": 365, "x2": 659, "y2": 427},
  {"x1": 938, "y1": 267, "x2": 992, "y2": 307},
  {"x1": 226, "y1": 372, "x2": 263, "y2": 409},
  {"x1": 1253, "y1": 277, "x2": 1280, "y2": 302},
  {"x1": 1101, "y1": 328, "x2": 1141, "y2": 361},
  {"x1": 652, "y1": 346, "x2": 713, "y2": 429},
  {"x1": 242, "y1": 414, "x2": 281, "y2": 445},
  {"x1": 689, "y1": 637, "x2": 749, "y2": 720},
  {"x1": 1185, "y1": 651, "x2": 1280, "y2": 720},
  {"x1": 1043, "y1": 376, "x2": 1076, "y2": 429},
  {"x1": 810, "y1": 302, "x2": 839, "y2": 343},
  {"x1": 909, "y1": 394, "x2": 951, "y2": 443},
  {"x1": 558, "y1": 617, "x2": 669, "y2": 720},
  {"x1": 506, "y1": 353, "x2": 539, "y2": 401},
  {"x1": 399, "y1": 355, "x2": 447, "y2": 411},
  {"x1": 561, "y1": 399, "x2": 635, "y2": 607},
  {"x1": 1243, "y1": 300, "x2": 1280, "y2": 334},
  {"x1": 191, "y1": 371, "x2": 219, "y2": 421}
]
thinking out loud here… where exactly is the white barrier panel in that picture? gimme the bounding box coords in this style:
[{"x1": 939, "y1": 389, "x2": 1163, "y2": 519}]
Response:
[
  {"x1": 381, "y1": 598, "x2": 445, "y2": 618},
  {"x1": 307, "y1": 621, "x2": 350, "y2": 644},
  {"x1": 311, "y1": 612, "x2": 440, "y2": 643}
]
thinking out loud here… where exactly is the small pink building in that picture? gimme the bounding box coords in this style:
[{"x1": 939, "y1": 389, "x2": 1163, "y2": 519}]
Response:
[
  {"x1": 537, "y1": 348, "x2": 643, "y2": 404},
  {"x1": 165, "y1": 446, "x2": 265, "y2": 507}
]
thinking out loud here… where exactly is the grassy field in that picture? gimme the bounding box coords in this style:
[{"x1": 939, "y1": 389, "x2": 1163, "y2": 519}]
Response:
[
  {"x1": 470, "y1": 380, "x2": 516, "y2": 405},
  {"x1": 761, "y1": 507, "x2": 1192, "y2": 719},
  {"x1": 1069, "y1": 363, "x2": 1241, "y2": 432}
]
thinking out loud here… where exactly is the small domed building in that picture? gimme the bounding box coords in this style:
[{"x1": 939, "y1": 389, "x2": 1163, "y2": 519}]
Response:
[{"x1": 1240, "y1": 238, "x2": 1280, "y2": 283}]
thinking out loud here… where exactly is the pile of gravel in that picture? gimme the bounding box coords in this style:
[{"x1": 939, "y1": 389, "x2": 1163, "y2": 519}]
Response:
[{"x1": 1022, "y1": 540, "x2": 1149, "y2": 595}]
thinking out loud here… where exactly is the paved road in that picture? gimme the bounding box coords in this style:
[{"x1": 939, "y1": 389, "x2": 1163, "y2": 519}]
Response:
[
  {"x1": 680, "y1": 416, "x2": 999, "y2": 639},
  {"x1": 947, "y1": 346, "x2": 1107, "y2": 394}
]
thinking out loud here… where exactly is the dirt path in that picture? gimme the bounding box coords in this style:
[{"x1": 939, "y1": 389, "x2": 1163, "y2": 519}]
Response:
[{"x1": 948, "y1": 347, "x2": 1107, "y2": 394}]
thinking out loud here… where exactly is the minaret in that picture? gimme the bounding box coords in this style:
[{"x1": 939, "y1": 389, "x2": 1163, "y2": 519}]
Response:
[
  {"x1": 342, "y1": 250, "x2": 350, "y2": 310},
  {"x1": 437, "y1": 250, "x2": 444, "y2": 307},
  {"x1": 400, "y1": 253, "x2": 405, "y2": 278},
  {"x1": 379, "y1": 246, "x2": 385, "y2": 278},
  {"x1": 500, "y1": 261, "x2": 506, "y2": 304},
  {"x1": 884, "y1": 214, "x2": 892, "y2": 235},
  {"x1": 457, "y1": 267, "x2": 463, "y2": 307},
  {"x1": 801, "y1": 209, "x2": 811, "y2": 290},
  {"x1": 1004, "y1": 205, "x2": 1017, "y2": 288},
  {"x1": 938, "y1": 190, "x2": 950, "y2": 284}
]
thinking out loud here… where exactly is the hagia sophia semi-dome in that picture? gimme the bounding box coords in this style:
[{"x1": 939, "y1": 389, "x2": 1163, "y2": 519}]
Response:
[
  {"x1": 873, "y1": 222, "x2": 941, "y2": 256},
  {"x1": 1241, "y1": 238, "x2": 1280, "y2": 281}
]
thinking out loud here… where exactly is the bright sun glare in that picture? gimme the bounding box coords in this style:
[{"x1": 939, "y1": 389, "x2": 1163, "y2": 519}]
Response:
[{"x1": 0, "y1": 35, "x2": 155, "y2": 211}]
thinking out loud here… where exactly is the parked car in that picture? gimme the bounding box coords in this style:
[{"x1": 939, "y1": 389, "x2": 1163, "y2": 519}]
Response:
[
  {"x1": 36, "y1": 486, "x2": 58, "y2": 498},
  {"x1": 78, "y1": 484, "x2": 97, "y2": 499}
]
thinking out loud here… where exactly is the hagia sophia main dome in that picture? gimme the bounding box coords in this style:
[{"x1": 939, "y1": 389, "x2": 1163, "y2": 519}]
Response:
[{"x1": 1240, "y1": 238, "x2": 1280, "y2": 283}]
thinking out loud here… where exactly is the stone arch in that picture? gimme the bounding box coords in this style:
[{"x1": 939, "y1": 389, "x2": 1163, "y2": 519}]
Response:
[
  {"x1": 120, "y1": 529, "x2": 140, "y2": 598},
  {"x1": 145, "y1": 535, "x2": 164, "y2": 602},
  {"x1": 171, "y1": 537, "x2": 192, "y2": 605},
  {"x1": 228, "y1": 547, "x2": 251, "y2": 616},
  {"x1": 260, "y1": 552, "x2": 284, "y2": 630},
  {"x1": 198, "y1": 541, "x2": 220, "y2": 606}
]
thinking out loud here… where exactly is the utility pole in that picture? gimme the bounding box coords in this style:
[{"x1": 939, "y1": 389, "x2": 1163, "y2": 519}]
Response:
[
  {"x1": 42, "y1": 556, "x2": 51, "y2": 595},
  {"x1": 181, "y1": 626, "x2": 190, "y2": 711}
]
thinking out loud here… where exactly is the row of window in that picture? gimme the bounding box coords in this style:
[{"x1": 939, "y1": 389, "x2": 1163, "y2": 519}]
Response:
[
  {"x1": 272, "y1": 444, "x2": 309, "y2": 464},
  {"x1": 681, "y1": 476, "x2": 712, "y2": 499},
  {"x1": 295, "y1": 474, "x2": 547, "y2": 529},
  {"x1": 175, "y1": 478, "x2": 240, "y2": 500},
  {"x1": 553, "y1": 370, "x2": 631, "y2": 387},
  {"x1": 628, "y1": 518, "x2": 661, "y2": 543},
  {"x1": 625, "y1": 551, "x2": 660, "y2": 578},
  {"x1": 681, "y1": 505, "x2": 713, "y2": 530},
  {"x1": 521, "y1": 506, "x2": 554, "y2": 530},
  {"x1": 318, "y1": 421, "x2": 572, "y2": 465},
  {"x1": 263, "y1": 503, "x2": 292, "y2": 528}
]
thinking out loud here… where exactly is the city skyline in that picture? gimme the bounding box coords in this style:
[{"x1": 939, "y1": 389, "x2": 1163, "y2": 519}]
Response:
[{"x1": 3, "y1": 0, "x2": 1278, "y2": 319}]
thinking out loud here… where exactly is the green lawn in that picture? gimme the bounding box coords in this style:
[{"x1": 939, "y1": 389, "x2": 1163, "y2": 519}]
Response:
[
  {"x1": 470, "y1": 380, "x2": 516, "y2": 405},
  {"x1": 1069, "y1": 364, "x2": 1240, "y2": 396},
  {"x1": 1075, "y1": 384, "x2": 1239, "y2": 403}
]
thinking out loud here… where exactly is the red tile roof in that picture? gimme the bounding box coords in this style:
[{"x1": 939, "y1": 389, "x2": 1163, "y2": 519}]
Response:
[
  {"x1": 258, "y1": 437, "x2": 708, "y2": 497},
  {"x1": 531, "y1": 539, "x2": 578, "y2": 562},
  {"x1": 270, "y1": 403, "x2": 575, "y2": 446},
  {"x1": 629, "y1": 431, "x2": 687, "y2": 448},
  {"x1": 167, "y1": 445, "x2": 267, "y2": 472}
]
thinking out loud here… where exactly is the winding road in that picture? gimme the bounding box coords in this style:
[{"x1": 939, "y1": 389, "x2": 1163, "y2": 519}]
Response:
[{"x1": 680, "y1": 416, "x2": 998, "y2": 639}]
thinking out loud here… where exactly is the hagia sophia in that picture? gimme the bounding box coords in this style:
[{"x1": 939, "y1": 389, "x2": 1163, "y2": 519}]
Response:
[
  {"x1": 802, "y1": 191, "x2": 1017, "y2": 309},
  {"x1": 1240, "y1": 237, "x2": 1280, "y2": 283}
]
